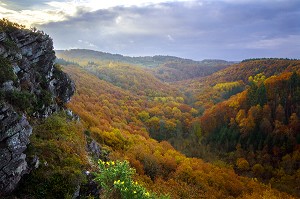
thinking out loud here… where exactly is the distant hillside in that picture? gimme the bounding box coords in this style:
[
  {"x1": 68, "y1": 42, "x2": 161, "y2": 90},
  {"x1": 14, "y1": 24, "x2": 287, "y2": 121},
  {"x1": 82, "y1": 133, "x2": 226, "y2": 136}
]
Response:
[
  {"x1": 152, "y1": 59, "x2": 233, "y2": 82},
  {"x1": 197, "y1": 70, "x2": 300, "y2": 196},
  {"x1": 81, "y1": 63, "x2": 179, "y2": 97},
  {"x1": 178, "y1": 59, "x2": 300, "y2": 110},
  {"x1": 55, "y1": 49, "x2": 234, "y2": 82}
]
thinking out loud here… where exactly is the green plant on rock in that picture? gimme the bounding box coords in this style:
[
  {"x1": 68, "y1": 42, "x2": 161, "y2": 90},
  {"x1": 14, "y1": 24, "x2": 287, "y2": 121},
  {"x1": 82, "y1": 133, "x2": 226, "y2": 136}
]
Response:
[
  {"x1": 6, "y1": 90, "x2": 36, "y2": 113},
  {"x1": 3, "y1": 38, "x2": 18, "y2": 51},
  {"x1": 13, "y1": 113, "x2": 88, "y2": 199},
  {"x1": 95, "y1": 160, "x2": 169, "y2": 199},
  {"x1": 0, "y1": 56, "x2": 17, "y2": 84},
  {"x1": 0, "y1": 18, "x2": 25, "y2": 31}
]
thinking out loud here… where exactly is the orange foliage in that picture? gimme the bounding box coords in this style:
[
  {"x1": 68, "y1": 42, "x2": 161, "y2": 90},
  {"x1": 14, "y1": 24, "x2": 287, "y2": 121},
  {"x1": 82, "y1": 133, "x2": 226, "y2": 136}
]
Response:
[{"x1": 62, "y1": 65, "x2": 295, "y2": 199}]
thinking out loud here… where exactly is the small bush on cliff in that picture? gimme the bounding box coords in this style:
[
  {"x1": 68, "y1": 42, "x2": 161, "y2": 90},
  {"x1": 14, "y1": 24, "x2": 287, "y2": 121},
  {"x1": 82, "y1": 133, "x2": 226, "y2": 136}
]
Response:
[
  {"x1": 6, "y1": 90, "x2": 36, "y2": 113},
  {"x1": 0, "y1": 56, "x2": 17, "y2": 84},
  {"x1": 95, "y1": 160, "x2": 169, "y2": 199},
  {"x1": 0, "y1": 18, "x2": 25, "y2": 31}
]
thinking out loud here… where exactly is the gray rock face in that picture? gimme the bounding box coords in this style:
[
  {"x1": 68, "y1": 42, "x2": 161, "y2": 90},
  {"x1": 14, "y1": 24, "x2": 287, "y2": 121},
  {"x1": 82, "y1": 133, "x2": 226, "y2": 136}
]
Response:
[
  {"x1": 0, "y1": 103, "x2": 32, "y2": 194},
  {"x1": 87, "y1": 139, "x2": 102, "y2": 159},
  {"x1": 0, "y1": 27, "x2": 75, "y2": 117},
  {"x1": 0, "y1": 22, "x2": 75, "y2": 195}
]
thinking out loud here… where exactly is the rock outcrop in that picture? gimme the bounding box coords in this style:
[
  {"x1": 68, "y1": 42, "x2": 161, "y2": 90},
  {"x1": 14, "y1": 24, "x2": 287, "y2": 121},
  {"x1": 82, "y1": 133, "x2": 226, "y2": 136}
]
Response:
[
  {"x1": 0, "y1": 19, "x2": 75, "y2": 195},
  {"x1": 0, "y1": 104, "x2": 32, "y2": 194}
]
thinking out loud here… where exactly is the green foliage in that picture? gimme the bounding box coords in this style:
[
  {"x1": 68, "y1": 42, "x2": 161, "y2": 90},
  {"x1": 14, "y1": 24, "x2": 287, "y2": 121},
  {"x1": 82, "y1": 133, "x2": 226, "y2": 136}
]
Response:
[
  {"x1": 248, "y1": 73, "x2": 266, "y2": 84},
  {"x1": 53, "y1": 64, "x2": 66, "y2": 79},
  {"x1": 236, "y1": 158, "x2": 250, "y2": 171},
  {"x1": 0, "y1": 56, "x2": 17, "y2": 84},
  {"x1": 55, "y1": 58, "x2": 81, "y2": 66},
  {"x1": 6, "y1": 90, "x2": 36, "y2": 113},
  {"x1": 190, "y1": 122, "x2": 202, "y2": 143},
  {"x1": 95, "y1": 160, "x2": 169, "y2": 199},
  {"x1": 20, "y1": 168, "x2": 83, "y2": 199},
  {"x1": 3, "y1": 38, "x2": 18, "y2": 51},
  {"x1": 198, "y1": 70, "x2": 300, "y2": 196},
  {"x1": 90, "y1": 128, "x2": 129, "y2": 150},
  {"x1": 138, "y1": 111, "x2": 150, "y2": 122},
  {"x1": 213, "y1": 81, "x2": 244, "y2": 99},
  {"x1": 37, "y1": 90, "x2": 53, "y2": 107},
  {"x1": 252, "y1": 164, "x2": 265, "y2": 177},
  {"x1": 14, "y1": 113, "x2": 88, "y2": 199},
  {"x1": 247, "y1": 82, "x2": 267, "y2": 107},
  {"x1": 241, "y1": 58, "x2": 297, "y2": 63},
  {"x1": 0, "y1": 18, "x2": 25, "y2": 32},
  {"x1": 54, "y1": 63, "x2": 63, "y2": 71},
  {"x1": 247, "y1": 73, "x2": 267, "y2": 106}
]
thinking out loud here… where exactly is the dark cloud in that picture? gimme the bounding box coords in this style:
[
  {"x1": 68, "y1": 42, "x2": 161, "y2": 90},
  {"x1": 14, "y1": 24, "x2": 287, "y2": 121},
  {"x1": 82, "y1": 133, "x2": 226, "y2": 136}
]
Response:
[{"x1": 39, "y1": 0, "x2": 300, "y2": 60}]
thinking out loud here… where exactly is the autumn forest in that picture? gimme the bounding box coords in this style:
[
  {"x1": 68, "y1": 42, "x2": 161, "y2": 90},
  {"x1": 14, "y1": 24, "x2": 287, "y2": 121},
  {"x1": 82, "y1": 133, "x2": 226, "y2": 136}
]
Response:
[{"x1": 36, "y1": 49, "x2": 300, "y2": 198}]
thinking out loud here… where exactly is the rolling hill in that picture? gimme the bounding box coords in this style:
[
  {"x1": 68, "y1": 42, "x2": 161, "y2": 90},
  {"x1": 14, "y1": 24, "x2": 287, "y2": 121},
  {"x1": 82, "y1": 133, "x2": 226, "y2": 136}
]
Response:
[{"x1": 56, "y1": 49, "x2": 234, "y2": 82}]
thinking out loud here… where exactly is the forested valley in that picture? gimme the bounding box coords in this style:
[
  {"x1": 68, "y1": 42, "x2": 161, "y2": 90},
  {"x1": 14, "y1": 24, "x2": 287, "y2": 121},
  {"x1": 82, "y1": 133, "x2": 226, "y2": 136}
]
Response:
[
  {"x1": 51, "y1": 50, "x2": 300, "y2": 198},
  {"x1": 1, "y1": 7, "x2": 300, "y2": 199}
]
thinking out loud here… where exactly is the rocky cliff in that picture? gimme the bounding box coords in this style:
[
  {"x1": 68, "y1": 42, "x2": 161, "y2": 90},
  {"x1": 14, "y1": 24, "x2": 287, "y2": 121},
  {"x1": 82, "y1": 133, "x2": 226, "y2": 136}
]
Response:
[{"x1": 0, "y1": 19, "x2": 75, "y2": 195}]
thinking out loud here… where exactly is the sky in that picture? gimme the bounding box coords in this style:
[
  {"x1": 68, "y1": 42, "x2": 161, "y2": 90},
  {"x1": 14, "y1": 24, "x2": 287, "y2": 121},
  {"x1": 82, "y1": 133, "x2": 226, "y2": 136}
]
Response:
[{"x1": 0, "y1": 0, "x2": 300, "y2": 61}]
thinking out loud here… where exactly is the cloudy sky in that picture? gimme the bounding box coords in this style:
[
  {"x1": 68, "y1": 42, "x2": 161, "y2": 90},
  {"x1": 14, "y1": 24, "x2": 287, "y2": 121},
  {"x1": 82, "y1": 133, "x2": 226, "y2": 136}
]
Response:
[{"x1": 1, "y1": 0, "x2": 300, "y2": 60}]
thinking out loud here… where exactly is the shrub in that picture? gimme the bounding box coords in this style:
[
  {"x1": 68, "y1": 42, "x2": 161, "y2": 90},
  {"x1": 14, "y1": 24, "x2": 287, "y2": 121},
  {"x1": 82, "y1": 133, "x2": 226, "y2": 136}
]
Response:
[
  {"x1": 0, "y1": 56, "x2": 17, "y2": 84},
  {"x1": 252, "y1": 164, "x2": 265, "y2": 177},
  {"x1": 14, "y1": 113, "x2": 88, "y2": 198},
  {"x1": 94, "y1": 160, "x2": 169, "y2": 199},
  {"x1": 6, "y1": 90, "x2": 36, "y2": 113},
  {"x1": 236, "y1": 158, "x2": 250, "y2": 171},
  {"x1": 37, "y1": 90, "x2": 53, "y2": 108},
  {"x1": 3, "y1": 38, "x2": 18, "y2": 50},
  {"x1": 0, "y1": 18, "x2": 25, "y2": 31}
]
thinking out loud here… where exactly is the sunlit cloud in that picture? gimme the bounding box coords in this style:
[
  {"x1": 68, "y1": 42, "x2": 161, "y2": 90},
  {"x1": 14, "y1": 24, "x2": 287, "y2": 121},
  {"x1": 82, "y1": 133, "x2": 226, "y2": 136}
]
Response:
[
  {"x1": 0, "y1": 0, "x2": 198, "y2": 27},
  {"x1": 0, "y1": 5, "x2": 69, "y2": 27}
]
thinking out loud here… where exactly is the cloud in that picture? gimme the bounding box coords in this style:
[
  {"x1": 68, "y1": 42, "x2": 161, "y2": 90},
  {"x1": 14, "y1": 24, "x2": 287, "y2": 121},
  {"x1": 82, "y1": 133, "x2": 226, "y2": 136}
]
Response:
[
  {"x1": 167, "y1": 35, "x2": 175, "y2": 41},
  {"x1": 244, "y1": 35, "x2": 300, "y2": 50},
  {"x1": 1, "y1": 0, "x2": 300, "y2": 60},
  {"x1": 0, "y1": 0, "x2": 72, "y2": 26},
  {"x1": 78, "y1": 39, "x2": 97, "y2": 48},
  {"x1": 0, "y1": 0, "x2": 199, "y2": 27}
]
